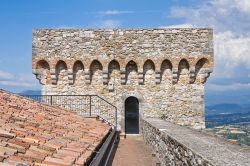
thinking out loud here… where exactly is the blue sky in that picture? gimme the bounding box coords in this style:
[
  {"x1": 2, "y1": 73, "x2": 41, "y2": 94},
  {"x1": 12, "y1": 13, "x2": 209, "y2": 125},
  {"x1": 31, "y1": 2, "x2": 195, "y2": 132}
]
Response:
[{"x1": 0, "y1": 0, "x2": 249, "y2": 106}]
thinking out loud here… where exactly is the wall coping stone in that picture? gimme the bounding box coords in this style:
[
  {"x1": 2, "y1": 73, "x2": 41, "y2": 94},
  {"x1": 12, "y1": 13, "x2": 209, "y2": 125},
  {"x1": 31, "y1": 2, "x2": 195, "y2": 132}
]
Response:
[{"x1": 143, "y1": 118, "x2": 250, "y2": 166}]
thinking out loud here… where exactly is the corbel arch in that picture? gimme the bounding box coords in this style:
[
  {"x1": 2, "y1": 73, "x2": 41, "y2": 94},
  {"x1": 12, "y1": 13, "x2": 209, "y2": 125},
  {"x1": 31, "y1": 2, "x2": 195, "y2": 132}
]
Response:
[
  {"x1": 124, "y1": 58, "x2": 140, "y2": 69},
  {"x1": 125, "y1": 60, "x2": 138, "y2": 85},
  {"x1": 155, "y1": 56, "x2": 173, "y2": 71},
  {"x1": 195, "y1": 58, "x2": 210, "y2": 84},
  {"x1": 143, "y1": 59, "x2": 155, "y2": 85},
  {"x1": 90, "y1": 60, "x2": 103, "y2": 85},
  {"x1": 73, "y1": 60, "x2": 84, "y2": 85},
  {"x1": 160, "y1": 59, "x2": 172, "y2": 84},
  {"x1": 35, "y1": 60, "x2": 51, "y2": 85},
  {"x1": 177, "y1": 59, "x2": 190, "y2": 85},
  {"x1": 108, "y1": 60, "x2": 121, "y2": 86},
  {"x1": 55, "y1": 60, "x2": 68, "y2": 85},
  {"x1": 36, "y1": 59, "x2": 50, "y2": 69}
]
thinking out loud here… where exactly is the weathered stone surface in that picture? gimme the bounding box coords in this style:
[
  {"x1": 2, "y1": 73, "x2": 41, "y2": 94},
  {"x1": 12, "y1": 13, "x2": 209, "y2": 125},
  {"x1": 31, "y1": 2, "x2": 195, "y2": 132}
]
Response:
[
  {"x1": 32, "y1": 29, "x2": 214, "y2": 131},
  {"x1": 141, "y1": 118, "x2": 250, "y2": 166}
]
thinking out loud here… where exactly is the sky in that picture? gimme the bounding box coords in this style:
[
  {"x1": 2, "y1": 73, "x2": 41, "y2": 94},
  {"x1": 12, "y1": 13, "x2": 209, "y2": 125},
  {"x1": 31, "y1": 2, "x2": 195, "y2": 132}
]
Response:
[{"x1": 0, "y1": 0, "x2": 249, "y2": 106}]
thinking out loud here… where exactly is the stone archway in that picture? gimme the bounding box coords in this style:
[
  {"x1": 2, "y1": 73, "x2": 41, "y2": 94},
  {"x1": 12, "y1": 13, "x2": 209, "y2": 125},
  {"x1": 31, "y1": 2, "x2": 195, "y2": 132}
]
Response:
[{"x1": 125, "y1": 96, "x2": 139, "y2": 134}]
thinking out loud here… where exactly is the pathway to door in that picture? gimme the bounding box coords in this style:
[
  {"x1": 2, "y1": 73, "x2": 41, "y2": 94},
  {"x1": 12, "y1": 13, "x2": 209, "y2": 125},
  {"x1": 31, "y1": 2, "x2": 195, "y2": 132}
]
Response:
[{"x1": 110, "y1": 135, "x2": 158, "y2": 166}]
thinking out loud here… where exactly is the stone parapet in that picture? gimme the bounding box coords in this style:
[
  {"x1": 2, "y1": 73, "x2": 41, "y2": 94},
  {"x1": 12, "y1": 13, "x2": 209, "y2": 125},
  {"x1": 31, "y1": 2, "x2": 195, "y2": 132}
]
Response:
[{"x1": 141, "y1": 118, "x2": 250, "y2": 166}]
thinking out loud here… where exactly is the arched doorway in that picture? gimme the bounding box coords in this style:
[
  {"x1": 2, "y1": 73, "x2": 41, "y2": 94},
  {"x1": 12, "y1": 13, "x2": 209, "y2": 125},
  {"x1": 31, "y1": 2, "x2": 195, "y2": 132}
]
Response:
[{"x1": 125, "y1": 97, "x2": 139, "y2": 134}]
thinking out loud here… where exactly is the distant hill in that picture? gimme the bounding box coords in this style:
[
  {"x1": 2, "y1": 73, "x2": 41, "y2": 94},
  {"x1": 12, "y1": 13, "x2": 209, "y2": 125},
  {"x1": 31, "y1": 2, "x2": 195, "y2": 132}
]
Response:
[
  {"x1": 18, "y1": 90, "x2": 41, "y2": 96},
  {"x1": 206, "y1": 111, "x2": 250, "y2": 128},
  {"x1": 207, "y1": 103, "x2": 242, "y2": 110},
  {"x1": 206, "y1": 103, "x2": 250, "y2": 115},
  {"x1": 205, "y1": 103, "x2": 250, "y2": 128}
]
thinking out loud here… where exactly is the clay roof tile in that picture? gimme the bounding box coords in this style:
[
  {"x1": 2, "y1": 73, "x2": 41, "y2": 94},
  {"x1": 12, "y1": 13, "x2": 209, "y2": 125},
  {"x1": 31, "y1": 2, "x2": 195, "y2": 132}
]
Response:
[{"x1": 0, "y1": 90, "x2": 111, "y2": 165}]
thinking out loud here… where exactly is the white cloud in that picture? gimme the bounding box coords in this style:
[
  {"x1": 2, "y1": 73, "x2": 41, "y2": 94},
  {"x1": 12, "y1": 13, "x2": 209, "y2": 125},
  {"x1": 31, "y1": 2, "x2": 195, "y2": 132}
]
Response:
[
  {"x1": 213, "y1": 0, "x2": 250, "y2": 14},
  {"x1": 159, "y1": 24, "x2": 193, "y2": 28},
  {"x1": 207, "y1": 83, "x2": 250, "y2": 91},
  {"x1": 0, "y1": 70, "x2": 38, "y2": 88},
  {"x1": 215, "y1": 31, "x2": 250, "y2": 68},
  {"x1": 0, "y1": 70, "x2": 14, "y2": 80},
  {"x1": 95, "y1": 19, "x2": 122, "y2": 28},
  {"x1": 169, "y1": 6, "x2": 191, "y2": 18},
  {"x1": 169, "y1": 0, "x2": 250, "y2": 86},
  {"x1": 98, "y1": 10, "x2": 134, "y2": 16},
  {"x1": 54, "y1": 25, "x2": 78, "y2": 29},
  {"x1": 170, "y1": 0, "x2": 250, "y2": 34},
  {"x1": 95, "y1": 10, "x2": 162, "y2": 17},
  {"x1": 0, "y1": 81, "x2": 35, "y2": 87}
]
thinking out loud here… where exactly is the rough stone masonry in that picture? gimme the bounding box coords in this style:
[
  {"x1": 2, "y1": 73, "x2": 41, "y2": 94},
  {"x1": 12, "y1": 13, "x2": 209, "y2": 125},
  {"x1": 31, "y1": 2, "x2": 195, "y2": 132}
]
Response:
[{"x1": 32, "y1": 29, "x2": 214, "y2": 131}]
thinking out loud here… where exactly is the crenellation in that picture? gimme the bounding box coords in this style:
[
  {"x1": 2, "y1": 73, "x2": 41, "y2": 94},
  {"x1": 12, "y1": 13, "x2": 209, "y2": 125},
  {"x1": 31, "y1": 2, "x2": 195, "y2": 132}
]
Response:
[{"x1": 32, "y1": 28, "x2": 214, "y2": 131}]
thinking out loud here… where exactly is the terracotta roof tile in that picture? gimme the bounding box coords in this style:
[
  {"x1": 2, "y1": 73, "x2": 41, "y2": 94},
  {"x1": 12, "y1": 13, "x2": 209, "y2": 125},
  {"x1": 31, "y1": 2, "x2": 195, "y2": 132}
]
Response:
[
  {"x1": 0, "y1": 130, "x2": 15, "y2": 139},
  {"x1": 3, "y1": 155, "x2": 33, "y2": 165},
  {"x1": 43, "y1": 156, "x2": 74, "y2": 166},
  {"x1": 0, "y1": 90, "x2": 111, "y2": 165},
  {"x1": 0, "y1": 156, "x2": 4, "y2": 162}
]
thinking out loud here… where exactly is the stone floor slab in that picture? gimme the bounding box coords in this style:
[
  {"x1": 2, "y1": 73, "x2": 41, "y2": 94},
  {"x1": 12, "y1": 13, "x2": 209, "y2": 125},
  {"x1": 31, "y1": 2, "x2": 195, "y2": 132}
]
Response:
[{"x1": 111, "y1": 135, "x2": 158, "y2": 166}]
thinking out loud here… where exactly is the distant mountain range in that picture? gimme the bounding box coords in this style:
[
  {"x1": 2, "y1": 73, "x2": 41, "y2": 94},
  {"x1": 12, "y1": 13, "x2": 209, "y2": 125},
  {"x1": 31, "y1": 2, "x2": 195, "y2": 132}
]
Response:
[
  {"x1": 206, "y1": 103, "x2": 250, "y2": 115},
  {"x1": 206, "y1": 103, "x2": 250, "y2": 128}
]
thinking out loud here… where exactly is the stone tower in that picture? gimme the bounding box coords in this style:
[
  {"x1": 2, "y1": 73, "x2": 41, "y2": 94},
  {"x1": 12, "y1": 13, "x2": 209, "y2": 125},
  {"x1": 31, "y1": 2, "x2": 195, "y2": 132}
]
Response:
[{"x1": 32, "y1": 29, "x2": 214, "y2": 132}]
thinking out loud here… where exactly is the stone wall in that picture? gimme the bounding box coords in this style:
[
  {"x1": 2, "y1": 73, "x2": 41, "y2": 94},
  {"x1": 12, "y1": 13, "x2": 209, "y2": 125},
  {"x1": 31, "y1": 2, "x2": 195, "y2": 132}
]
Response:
[
  {"x1": 32, "y1": 29, "x2": 214, "y2": 131},
  {"x1": 141, "y1": 119, "x2": 211, "y2": 166},
  {"x1": 141, "y1": 118, "x2": 250, "y2": 166}
]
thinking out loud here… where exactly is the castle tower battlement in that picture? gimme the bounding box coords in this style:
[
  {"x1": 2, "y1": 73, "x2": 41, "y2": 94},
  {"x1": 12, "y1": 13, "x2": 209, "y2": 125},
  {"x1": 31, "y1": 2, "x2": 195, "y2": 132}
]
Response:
[{"x1": 32, "y1": 29, "x2": 214, "y2": 131}]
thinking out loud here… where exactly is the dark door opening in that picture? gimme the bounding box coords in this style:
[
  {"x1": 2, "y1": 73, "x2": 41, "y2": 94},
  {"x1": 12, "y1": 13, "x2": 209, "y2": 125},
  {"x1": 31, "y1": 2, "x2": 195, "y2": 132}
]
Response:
[{"x1": 125, "y1": 97, "x2": 139, "y2": 134}]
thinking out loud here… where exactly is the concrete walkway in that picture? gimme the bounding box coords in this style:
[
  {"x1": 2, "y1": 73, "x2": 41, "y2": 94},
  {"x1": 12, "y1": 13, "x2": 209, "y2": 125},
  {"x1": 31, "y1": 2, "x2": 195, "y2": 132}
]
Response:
[{"x1": 110, "y1": 135, "x2": 158, "y2": 166}]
